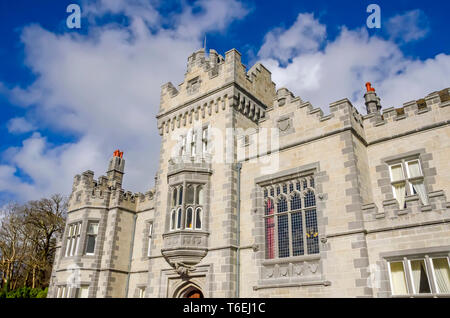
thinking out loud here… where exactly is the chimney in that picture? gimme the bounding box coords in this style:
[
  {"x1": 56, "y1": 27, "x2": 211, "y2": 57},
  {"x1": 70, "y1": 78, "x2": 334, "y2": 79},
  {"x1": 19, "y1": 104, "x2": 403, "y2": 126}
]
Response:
[
  {"x1": 107, "y1": 149, "x2": 125, "y2": 187},
  {"x1": 364, "y1": 82, "x2": 381, "y2": 114}
]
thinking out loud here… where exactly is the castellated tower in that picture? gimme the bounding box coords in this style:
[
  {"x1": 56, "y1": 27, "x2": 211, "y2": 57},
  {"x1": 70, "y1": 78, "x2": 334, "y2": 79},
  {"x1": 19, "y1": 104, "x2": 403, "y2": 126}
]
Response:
[{"x1": 48, "y1": 47, "x2": 450, "y2": 298}]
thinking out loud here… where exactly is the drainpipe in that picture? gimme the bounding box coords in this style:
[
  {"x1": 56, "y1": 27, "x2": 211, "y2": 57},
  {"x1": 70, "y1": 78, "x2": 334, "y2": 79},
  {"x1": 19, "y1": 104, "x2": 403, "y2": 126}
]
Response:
[
  {"x1": 125, "y1": 213, "x2": 138, "y2": 298},
  {"x1": 235, "y1": 162, "x2": 242, "y2": 298}
]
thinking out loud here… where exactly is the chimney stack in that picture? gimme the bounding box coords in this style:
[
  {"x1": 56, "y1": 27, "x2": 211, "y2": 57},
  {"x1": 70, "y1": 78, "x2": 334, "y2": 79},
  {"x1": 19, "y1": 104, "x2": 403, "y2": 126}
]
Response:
[
  {"x1": 107, "y1": 149, "x2": 125, "y2": 188},
  {"x1": 364, "y1": 82, "x2": 381, "y2": 114}
]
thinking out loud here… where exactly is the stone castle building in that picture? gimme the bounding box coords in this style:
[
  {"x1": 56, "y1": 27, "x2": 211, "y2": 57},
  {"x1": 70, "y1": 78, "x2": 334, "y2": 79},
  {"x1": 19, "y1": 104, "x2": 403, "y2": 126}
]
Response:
[{"x1": 48, "y1": 48, "x2": 450, "y2": 298}]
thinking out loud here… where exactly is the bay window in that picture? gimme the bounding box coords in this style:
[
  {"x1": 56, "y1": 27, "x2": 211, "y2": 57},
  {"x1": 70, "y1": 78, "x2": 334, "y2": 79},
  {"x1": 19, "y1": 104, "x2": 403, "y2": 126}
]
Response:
[{"x1": 169, "y1": 183, "x2": 204, "y2": 232}]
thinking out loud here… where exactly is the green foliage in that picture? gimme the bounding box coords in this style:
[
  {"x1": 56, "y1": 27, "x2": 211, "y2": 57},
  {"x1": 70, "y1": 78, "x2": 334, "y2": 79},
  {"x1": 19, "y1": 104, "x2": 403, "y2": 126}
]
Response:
[
  {"x1": 0, "y1": 286, "x2": 47, "y2": 298},
  {"x1": 36, "y1": 287, "x2": 48, "y2": 298}
]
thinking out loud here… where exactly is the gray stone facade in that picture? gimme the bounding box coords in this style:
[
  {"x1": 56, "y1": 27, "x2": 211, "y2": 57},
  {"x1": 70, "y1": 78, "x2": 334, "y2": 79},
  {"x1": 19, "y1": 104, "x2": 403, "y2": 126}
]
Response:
[{"x1": 48, "y1": 48, "x2": 450, "y2": 298}]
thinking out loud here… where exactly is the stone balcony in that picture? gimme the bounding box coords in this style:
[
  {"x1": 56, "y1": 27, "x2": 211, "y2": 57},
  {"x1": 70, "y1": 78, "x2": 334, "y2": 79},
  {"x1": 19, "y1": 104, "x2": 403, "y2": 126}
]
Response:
[{"x1": 161, "y1": 230, "x2": 209, "y2": 277}]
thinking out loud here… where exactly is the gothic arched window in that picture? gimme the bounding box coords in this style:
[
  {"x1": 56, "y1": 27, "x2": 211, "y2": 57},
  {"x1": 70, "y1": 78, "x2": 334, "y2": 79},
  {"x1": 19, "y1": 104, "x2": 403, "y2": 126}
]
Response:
[
  {"x1": 262, "y1": 177, "x2": 319, "y2": 259},
  {"x1": 169, "y1": 183, "x2": 205, "y2": 232}
]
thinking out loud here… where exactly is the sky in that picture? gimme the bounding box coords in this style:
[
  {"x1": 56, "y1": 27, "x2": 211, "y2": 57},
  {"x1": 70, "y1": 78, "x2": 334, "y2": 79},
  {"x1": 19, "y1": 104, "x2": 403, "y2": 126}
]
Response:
[{"x1": 0, "y1": 0, "x2": 449, "y2": 205}]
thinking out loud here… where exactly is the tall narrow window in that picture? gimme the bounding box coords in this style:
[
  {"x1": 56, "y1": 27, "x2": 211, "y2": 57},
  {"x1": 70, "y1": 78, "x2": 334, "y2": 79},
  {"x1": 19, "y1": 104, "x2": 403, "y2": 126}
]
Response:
[
  {"x1": 277, "y1": 196, "x2": 289, "y2": 258},
  {"x1": 185, "y1": 207, "x2": 193, "y2": 229},
  {"x1": 65, "y1": 222, "x2": 81, "y2": 257},
  {"x1": 176, "y1": 208, "x2": 182, "y2": 230},
  {"x1": 390, "y1": 164, "x2": 406, "y2": 209},
  {"x1": 186, "y1": 185, "x2": 194, "y2": 204},
  {"x1": 190, "y1": 130, "x2": 197, "y2": 157},
  {"x1": 172, "y1": 188, "x2": 177, "y2": 207},
  {"x1": 180, "y1": 135, "x2": 186, "y2": 156},
  {"x1": 85, "y1": 222, "x2": 99, "y2": 255},
  {"x1": 138, "y1": 287, "x2": 146, "y2": 298},
  {"x1": 170, "y1": 209, "x2": 176, "y2": 231},
  {"x1": 195, "y1": 208, "x2": 202, "y2": 230},
  {"x1": 147, "y1": 222, "x2": 153, "y2": 257},
  {"x1": 178, "y1": 186, "x2": 183, "y2": 205},
  {"x1": 304, "y1": 190, "x2": 319, "y2": 255},
  {"x1": 409, "y1": 259, "x2": 431, "y2": 294},
  {"x1": 202, "y1": 127, "x2": 209, "y2": 156},
  {"x1": 290, "y1": 193, "x2": 303, "y2": 256},
  {"x1": 264, "y1": 198, "x2": 275, "y2": 259},
  {"x1": 432, "y1": 258, "x2": 450, "y2": 294},
  {"x1": 389, "y1": 261, "x2": 408, "y2": 295},
  {"x1": 196, "y1": 186, "x2": 204, "y2": 205}
]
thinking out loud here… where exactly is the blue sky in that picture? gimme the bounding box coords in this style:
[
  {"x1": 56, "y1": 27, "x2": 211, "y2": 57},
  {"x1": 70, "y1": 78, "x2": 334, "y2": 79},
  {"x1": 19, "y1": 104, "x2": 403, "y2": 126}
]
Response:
[{"x1": 0, "y1": 0, "x2": 449, "y2": 205}]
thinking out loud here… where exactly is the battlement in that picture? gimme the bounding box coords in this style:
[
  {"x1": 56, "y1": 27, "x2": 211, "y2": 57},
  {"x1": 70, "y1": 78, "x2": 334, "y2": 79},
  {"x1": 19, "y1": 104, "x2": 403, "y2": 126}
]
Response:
[
  {"x1": 363, "y1": 87, "x2": 450, "y2": 143},
  {"x1": 69, "y1": 168, "x2": 155, "y2": 212},
  {"x1": 158, "y1": 48, "x2": 276, "y2": 123}
]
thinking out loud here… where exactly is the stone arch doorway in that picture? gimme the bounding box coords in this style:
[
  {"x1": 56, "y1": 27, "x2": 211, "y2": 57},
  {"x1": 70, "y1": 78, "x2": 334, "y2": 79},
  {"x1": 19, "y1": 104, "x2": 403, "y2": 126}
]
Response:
[
  {"x1": 173, "y1": 281, "x2": 204, "y2": 298},
  {"x1": 184, "y1": 288, "x2": 204, "y2": 298}
]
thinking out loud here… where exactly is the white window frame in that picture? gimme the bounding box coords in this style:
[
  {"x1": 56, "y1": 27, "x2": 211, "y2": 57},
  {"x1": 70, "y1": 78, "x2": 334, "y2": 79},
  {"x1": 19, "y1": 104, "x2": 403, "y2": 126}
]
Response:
[
  {"x1": 147, "y1": 222, "x2": 153, "y2": 257},
  {"x1": 75, "y1": 285, "x2": 89, "y2": 298},
  {"x1": 194, "y1": 207, "x2": 202, "y2": 230},
  {"x1": 65, "y1": 222, "x2": 81, "y2": 257},
  {"x1": 430, "y1": 256, "x2": 450, "y2": 294},
  {"x1": 387, "y1": 255, "x2": 450, "y2": 297},
  {"x1": 387, "y1": 260, "x2": 409, "y2": 296},
  {"x1": 185, "y1": 207, "x2": 194, "y2": 230},
  {"x1": 190, "y1": 130, "x2": 197, "y2": 157},
  {"x1": 85, "y1": 221, "x2": 99, "y2": 256},
  {"x1": 407, "y1": 258, "x2": 432, "y2": 295},
  {"x1": 202, "y1": 126, "x2": 209, "y2": 156},
  {"x1": 169, "y1": 183, "x2": 205, "y2": 232},
  {"x1": 138, "y1": 287, "x2": 146, "y2": 298},
  {"x1": 388, "y1": 158, "x2": 427, "y2": 208}
]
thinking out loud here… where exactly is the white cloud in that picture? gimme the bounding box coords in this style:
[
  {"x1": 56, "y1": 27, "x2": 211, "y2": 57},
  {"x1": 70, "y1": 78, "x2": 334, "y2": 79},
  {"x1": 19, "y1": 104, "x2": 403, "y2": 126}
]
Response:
[
  {"x1": 385, "y1": 9, "x2": 430, "y2": 43},
  {"x1": 0, "y1": 0, "x2": 248, "y2": 202},
  {"x1": 7, "y1": 117, "x2": 36, "y2": 134},
  {"x1": 257, "y1": 15, "x2": 450, "y2": 114},
  {"x1": 258, "y1": 13, "x2": 326, "y2": 64}
]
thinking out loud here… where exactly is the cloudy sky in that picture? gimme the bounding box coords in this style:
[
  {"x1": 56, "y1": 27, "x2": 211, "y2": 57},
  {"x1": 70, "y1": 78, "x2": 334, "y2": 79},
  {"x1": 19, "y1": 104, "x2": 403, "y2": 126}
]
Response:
[{"x1": 0, "y1": 0, "x2": 449, "y2": 205}]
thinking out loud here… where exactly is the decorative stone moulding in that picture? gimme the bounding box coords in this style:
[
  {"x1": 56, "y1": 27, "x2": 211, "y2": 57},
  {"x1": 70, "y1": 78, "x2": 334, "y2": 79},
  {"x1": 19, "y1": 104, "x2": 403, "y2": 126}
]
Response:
[{"x1": 161, "y1": 230, "x2": 209, "y2": 277}]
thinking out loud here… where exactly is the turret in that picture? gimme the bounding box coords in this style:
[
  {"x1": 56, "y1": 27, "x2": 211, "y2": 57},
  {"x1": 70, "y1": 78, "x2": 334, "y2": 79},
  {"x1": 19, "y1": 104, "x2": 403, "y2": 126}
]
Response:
[
  {"x1": 107, "y1": 149, "x2": 125, "y2": 188},
  {"x1": 364, "y1": 82, "x2": 382, "y2": 114}
]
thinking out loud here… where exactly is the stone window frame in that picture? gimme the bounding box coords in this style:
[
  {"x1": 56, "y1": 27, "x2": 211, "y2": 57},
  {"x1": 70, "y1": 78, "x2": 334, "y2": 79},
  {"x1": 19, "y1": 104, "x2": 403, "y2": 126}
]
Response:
[
  {"x1": 387, "y1": 156, "x2": 428, "y2": 208},
  {"x1": 168, "y1": 182, "x2": 205, "y2": 232},
  {"x1": 147, "y1": 221, "x2": 153, "y2": 257},
  {"x1": 262, "y1": 176, "x2": 319, "y2": 260},
  {"x1": 383, "y1": 248, "x2": 450, "y2": 297},
  {"x1": 377, "y1": 149, "x2": 436, "y2": 210},
  {"x1": 84, "y1": 219, "x2": 100, "y2": 256},
  {"x1": 74, "y1": 284, "x2": 91, "y2": 298},
  {"x1": 135, "y1": 285, "x2": 146, "y2": 298},
  {"x1": 64, "y1": 221, "x2": 82, "y2": 258},
  {"x1": 176, "y1": 124, "x2": 211, "y2": 160},
  {"x1": 252, "y1": 163, "x2": 329, "y2": 288}
]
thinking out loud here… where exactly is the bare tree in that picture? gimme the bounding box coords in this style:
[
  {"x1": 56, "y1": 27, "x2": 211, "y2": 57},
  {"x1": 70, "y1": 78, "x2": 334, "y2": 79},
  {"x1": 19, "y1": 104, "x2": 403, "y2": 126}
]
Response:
[{"x1": 0, "y1": 194, "x2": 67, "y2": 290}]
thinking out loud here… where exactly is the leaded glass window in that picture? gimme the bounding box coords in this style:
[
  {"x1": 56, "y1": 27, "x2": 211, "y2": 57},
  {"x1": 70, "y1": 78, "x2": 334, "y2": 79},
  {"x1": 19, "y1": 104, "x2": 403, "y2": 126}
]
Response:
[{"x1": 263, "y1": 176, "x2": 319, "y2": 259}]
